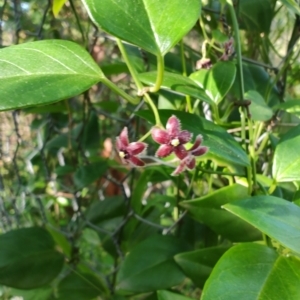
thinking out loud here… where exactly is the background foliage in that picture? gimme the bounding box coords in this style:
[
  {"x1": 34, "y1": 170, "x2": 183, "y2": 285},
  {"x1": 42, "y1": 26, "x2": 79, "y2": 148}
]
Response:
[{"x1": 0, "y1": 0, "x2": 299, "y2": 299}]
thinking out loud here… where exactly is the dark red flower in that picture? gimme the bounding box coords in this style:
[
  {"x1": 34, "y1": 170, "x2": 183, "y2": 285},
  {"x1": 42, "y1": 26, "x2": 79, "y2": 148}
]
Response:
[
  {"x1": 116, "y1": 127, "x2": 147, "y2": 167},
  {"x1": 151, "y1": 115, "x2": 192, "y2": 159},
  {"x1": 172, "y1": 135, "x2": 208, "y2": 176}
]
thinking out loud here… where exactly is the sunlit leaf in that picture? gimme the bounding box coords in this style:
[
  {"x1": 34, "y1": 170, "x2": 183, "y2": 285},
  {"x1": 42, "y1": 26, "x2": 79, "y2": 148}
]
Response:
[
  {"x1": 82, "y1": 0, "x2": 201, "y2": 55},
  {"x1": 224, "y1": 195, "x2": 300, "y2": 255},
  {"x1": 0, "y1": 40, "x2": 103, "y2": 110},
  {"x1": 273, "y1": 124, "x2": 300, "y2": 182},
  {"x1": 201, "y1": 243, "x2": 300, "y2": 300}
]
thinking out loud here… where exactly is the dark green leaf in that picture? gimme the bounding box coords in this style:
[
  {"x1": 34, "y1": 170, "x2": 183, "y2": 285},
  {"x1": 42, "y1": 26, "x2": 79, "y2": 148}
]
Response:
[
  {"x1": 116, "y1": 235, "x2": 187, "y2": 293},
  {"x1": 157, "y1": 290, "x2": 194, "y2": 300},
  {"x1": 139, "y1": 71, "x2": 213, "y2": 104},
  {"x1": 190, "y1": 62, "x2": 236, "y2": 104},
  {"x1": 0, "y1": 40, "x2": 103, "y2": 110},
  {"x1": 137, "y1": 109, "x2": 250, "y2": 167},
  {"x1": 10, "y1": 287, "x2": 52, "y2": 300},
  {"x1": 181, "y1": 184, "x2": 261, "y2": 241},
  {"x1": 238, "y1": 0, "x2": 274, "y2": 33},
  {"x1": 0, "y1": 227, "x2": 64, "y2": 289},
  {"x1": 73, "y1": 161, "x2": 108, "y2": 189},
  {"x1": 245, "y1": 90, "x2": 273, "y2": 121},
  {"x1": 273, "y1": 124, "x2": 300, "y2": 182},
  {"x1": 224, "y1": 195, "x2": 300, "y2": 254},
  {"x1": 57, "y1": 271, "x2": 107, "y2": 300},
  {"x1": 82, "y1": 0, "x2": 200, "y2": 55},
  {"x1": 201, "y1": 243, "x2": 300, "y2": 300},
  {"x1": 174, "y1": 246, "x2": 230, "y2": 288}
]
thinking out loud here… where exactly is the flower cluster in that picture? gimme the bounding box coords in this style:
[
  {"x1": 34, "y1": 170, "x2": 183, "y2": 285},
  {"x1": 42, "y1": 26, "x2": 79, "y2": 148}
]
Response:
[{"x1": 115, "y1": 115, "x2": 208, "y2": 175}]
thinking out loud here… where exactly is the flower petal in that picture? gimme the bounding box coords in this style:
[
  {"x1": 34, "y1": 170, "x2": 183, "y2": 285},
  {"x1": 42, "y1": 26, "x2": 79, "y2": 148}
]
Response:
[
  {"x1": 185, "y1": 156, "x2": 196, "y2": 170},
  {"x1": 171, "y1": 161, "x2": 186, "y2": 176},
  {"x1": 174, "y1": 144, "x2": 188, "y2": 160},
  {"x1": 189, "y1": 135, "x2": 203, "y2": 151},
  {"x1": 191, "y1": 146, "x2": 208, "y2": 157},
  {"x1": 116, "y1": 137, "x2": 124, "y2": 151},
  {"x1": 156, "y1": 144, "x2": 174, "y2": 157},
  {"x1": 119, "y1": 127, "x2": 129, "y2": 147},
  {"x1": 166, "y1": 115, "x2": 180, "y2": 137},
  {"x1": 127, "y1": 142, "x2": 147, "y2": 155},
  {"x1": 128, "y1": 155, "x2": 145, "y2": 167},
  {"x1": 151, "y1": 127, "x2": 170, "y2": 144},
  {"x1": 178, "y1": 130, "x2": 192, "y2": 144}
]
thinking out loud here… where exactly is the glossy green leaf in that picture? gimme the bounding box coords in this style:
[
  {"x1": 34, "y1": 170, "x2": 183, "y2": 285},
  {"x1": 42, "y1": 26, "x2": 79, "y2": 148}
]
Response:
[
  {"x1": 0, "y1": 227, "x2": 64, "y2": 289},
  {"x1": 57, "y1": 271, "x2": 106, "y2": 300},
  {"x1": 224, "y1": 195, "x2": 300, "y2": 255},
  {"x1": 181, "y1": 184, "x2": 261, "y2": 241},
  {"x1": 174, "y1": 246, "x2": 230, "y2": 288},
  {"x1": 0, "y1": 40, "x2": 103, "y2": 110},
  {"x1": 157, "y1": 290, "x2": 194, "y2": 300},
  {"x1": 201, "y1": 243, "x2": 300, "y2": 300},
  {"x1": 245, "y1": 90, "x2": 273, "y2": 121},
  {"x1": 74, "y1": 161, "x2": 108, "y2": 189},
  {"x1": 139, "y1": 71, "x2": 213, "y2": 104},
  {"x1": 52, "y1": 0, "x2": 67, "y2": 17},
  {"x1": 116, "y1": 235, "x2": 187, "y2": 293},
  {"x1": 190, "y1": 62, "x2": 236, "y2": 104},
  {"x1": 82, "y1": 0, "x2": 200, "y2": 55},
  {"x1": 273, "y1": 124, "x2": 300, "y2": 182},
  {"x1": 137, "y1": 109, "x2": 250, "y2": 167}
]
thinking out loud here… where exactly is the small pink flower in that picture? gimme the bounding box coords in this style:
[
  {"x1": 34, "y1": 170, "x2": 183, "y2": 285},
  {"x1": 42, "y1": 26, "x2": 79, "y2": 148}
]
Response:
[
  {"x1": 172, "y1": 135, "x2": 208, "y2": 176},
  {"x1": 151, "y1": 115, "x2": 192, "y2": 159},
  {"x1": 116, "y1": 127, "x2": 147, "y2": 167}
]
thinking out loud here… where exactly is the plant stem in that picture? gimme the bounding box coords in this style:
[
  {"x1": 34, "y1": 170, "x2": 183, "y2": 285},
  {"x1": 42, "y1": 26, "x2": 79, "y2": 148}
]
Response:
[
  {"x1": 101, "y1": 77, "x2": 139, "y2": 105},
  {"x1": 180, "y1": 39, "x2": 192, "y2": 113},
  {"x1": 116, "y1": 38, "x2": 143, "y2": 91},
  {"x1": 227, "y1": 0, "x2": 254, "y2": 194},
  {"x1": 116, "y1": 38, "x2": 162, "y2": 126},
  {"x1": 149, "y1": 53, "x2": 164, "y2": 93}
]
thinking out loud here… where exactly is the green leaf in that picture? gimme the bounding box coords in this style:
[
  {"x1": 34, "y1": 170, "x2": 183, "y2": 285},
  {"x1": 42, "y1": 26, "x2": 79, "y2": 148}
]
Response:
[
  {"x1": 0, "y1": 227, "x2": 64, "y2": 289},
  {"x1": 0, "y1": 40, "x2": 103, "y2": 110},
  {"x1": 223, "y1": 195, "x2": 300, "y2": 255},
  {"x1": 174, "y1": 246, "x2": 230, "y2": 288},
  {"x1": 57, "y1": 271, "x2": 106, "y2": 300},
  {"x1": 273, "y1": 124, "x2": 300, "y2": 182},
  {"x1": 279, "y1": 0, "x2": 300, "y2": 15},
  {"x1": 137, "y1": 109, "x2": 250, "y2": 167},
  {"x1": 139, "y1": 71, "x2": 213, "y2": 104},
  {"x1": 73, "y1": 161, "x2": 108, "y2": 189},
  {"x1": 231, "y1": 62, "x2": 280, "y2": 107},
  {"x1": 181, "y1": 184, "x2": 261, "y2": 241},
  {"x1": 190, "y1": 62, "x2": 236, "y2": 104},
  {"x1": 116, "y1": 235, "x2": 187, "y2": 293},
  {"x1": 245, "y1": 90, "x2": 273, "y2": 121},
  {"x1": 157, "y1": 290, "x2": 194, "y2": 300},
  {"x1": 82, "y1": 0, "x2": 201, "y2": 55},
  {"x1": 201, "y1": 243, "x2": 300, "y2": 300},
  {"x1": 238, "y1": 0, "x2": 274, "y2": 33},
  {"x1": 52, "y1": 0, "x2": 67, "y2": 17},
  {"x1": 10, "y1": 287, "x2": 52, "y2": 300}
]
